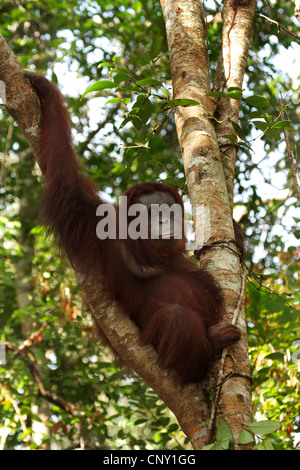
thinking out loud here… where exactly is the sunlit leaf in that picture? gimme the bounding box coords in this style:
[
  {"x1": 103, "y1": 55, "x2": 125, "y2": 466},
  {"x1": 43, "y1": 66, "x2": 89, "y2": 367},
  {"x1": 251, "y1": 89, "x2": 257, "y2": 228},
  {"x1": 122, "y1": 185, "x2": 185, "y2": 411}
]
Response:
[
  {"x1": 248, "y1": 420, "x2": 280, "y2": 435},
  {"x1": 81, "y1": 81, "x2": 115, "y2": 97},
  {"x1": 245, "y1": 95, "x2": 269, "y2": 108},
  {"x1": 161, "y1": 98, "x2": 199, "y2": 110}
]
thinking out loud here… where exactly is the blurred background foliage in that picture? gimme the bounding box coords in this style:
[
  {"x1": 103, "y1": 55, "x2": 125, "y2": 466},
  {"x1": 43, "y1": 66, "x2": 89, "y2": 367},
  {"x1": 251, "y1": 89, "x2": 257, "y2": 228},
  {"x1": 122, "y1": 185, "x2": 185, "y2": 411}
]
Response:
[{"x1": 0, "y1": 0, "x2": 299, "y2": 450}]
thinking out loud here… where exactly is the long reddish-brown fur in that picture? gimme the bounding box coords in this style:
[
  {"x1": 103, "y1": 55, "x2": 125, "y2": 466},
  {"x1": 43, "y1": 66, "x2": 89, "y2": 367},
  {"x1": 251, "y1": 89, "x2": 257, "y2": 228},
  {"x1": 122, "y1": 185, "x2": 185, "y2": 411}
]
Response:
[{"x1": 24, "y1": 71, "x2": 240, "y2": 384}]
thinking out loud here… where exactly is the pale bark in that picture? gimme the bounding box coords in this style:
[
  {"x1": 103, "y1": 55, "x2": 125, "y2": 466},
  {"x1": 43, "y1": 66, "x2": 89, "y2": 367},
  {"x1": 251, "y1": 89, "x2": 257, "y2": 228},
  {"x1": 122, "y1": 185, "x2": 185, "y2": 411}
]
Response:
[
  {"x1": 0, "y1": 36, "x2": 41, "y2": 156},
  {"x1": 160, "y1": 0, "x2": 253, "y2": 448},
  {"x1": 211, "y1": 0, "x2": 257, "y2": 447},
  {"x1": 214, "y1": 0, "x2": 258, "y2": 207},
  {"x1": 161, "y1": 0, "x2": 234, "y2": 249}
]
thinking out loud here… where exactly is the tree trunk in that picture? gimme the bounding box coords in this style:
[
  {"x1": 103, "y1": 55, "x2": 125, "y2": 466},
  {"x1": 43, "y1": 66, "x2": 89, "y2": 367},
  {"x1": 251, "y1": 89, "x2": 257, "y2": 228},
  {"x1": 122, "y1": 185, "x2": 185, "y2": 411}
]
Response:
[{"x1": 160, "y1": 0, "x2": 255, "y2": 447}]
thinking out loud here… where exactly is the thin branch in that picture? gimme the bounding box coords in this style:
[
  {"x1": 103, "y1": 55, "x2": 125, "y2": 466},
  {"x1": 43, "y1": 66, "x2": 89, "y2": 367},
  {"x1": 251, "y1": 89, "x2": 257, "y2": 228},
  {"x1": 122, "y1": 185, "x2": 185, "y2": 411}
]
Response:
[
  {"x1": 247, "y1": 275, "x2": 296, "y2": 308},
  {"x1": 258, "y1": 13, "x2": 300, "y2": 41},
  {"x1": 29, "y1": 361, "x2": 77, "y2": 414},
  {"x1": 5, "y1": 341, "x2": 76, "y2": 414},
  {"x1": 11, "y1": 324, "x2": 48, "y2": 359},
  {"x1": 197, "y1": 240, "x2": 297, "y2": 308},
  {"x1": 0, "y1": 383, "x2": 28, "y2": 438}
]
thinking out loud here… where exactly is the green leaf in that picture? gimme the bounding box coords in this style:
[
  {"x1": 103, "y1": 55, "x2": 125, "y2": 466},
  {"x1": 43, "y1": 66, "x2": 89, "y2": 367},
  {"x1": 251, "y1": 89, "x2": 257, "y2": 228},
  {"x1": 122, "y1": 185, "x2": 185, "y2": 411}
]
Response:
[
  {"x1": 162, "y1": 98, "x2": 199, "y2": 110},
  {"x1": 227, "y1": 86, "x2": 244, "y2": 92},
  {"x1": 167, "y1": 423, "x2": 179, "y2": 433},
  {"x1": 254, "y1": 367, "x2": 271, "y2": 386},
  {"x1": 245, "y1": 95, "x2": 269, "y2": 108},
  {"x1": 238, "y1": 141, "x2": 253, "y2": 152},
  {"x1": 264, "y1": 352, "x2": 284, "y2": 361},
  {"x1": 135, "y1": 78, "x2": 162, "y2": 87},
  {"x1": 134, "y1": 418, "x2": 148, "y2": 425},
  {"x1": 116, "y1": 84, "x2": 136, "y2": 92},
  {"x1": 263, "y1": 437, "x2": 274, "y2": 450},
  {"x1": 131, "y1": 116, "x2": 143, "y2": 130},
  {"x1": 249, "y1": 111, "x2": 266, "y2": 119},
  {"x1": 253, "y1": 442, "x2": 266, "y2": 450},
  {"x1": 222, "y1": 134, "x2": 238, "y2": 142},
  {"x1": 202, "y1": 443, "x2": 217, "y2": 450},
  {"x1": 249, "y1": 111, "x2": 272, "y2": 122},
  {"x1": 252, "y1": 120, "x2": 268, "y2": 131},
  {"x1": 105, "y1": 97, "x2": 131, "y2": 105},
  {"x1": 206, "y1": 91, "x2": 226, "y2": 98},
  {"x1": 238, "y1": 429, "x2": 254, "y2": 445},
  {"x1": 271, "y1": 120, "x2": 294, "y2": 130},
  {"x1": 82, "y1": 81, "x2": 115, "y2": 97},
  {"x1": 226, "y1": 89, "x2": 243, "y2": 100},
  {"x1": 120, "y1": 115, "x2": 133, "y2": 128},
  {"x1": 265, "y1": 129, "x2": 281, "y2": 139},
  {"x1": 161, "y1": 87, "x2": 171, "y2": 98},
  {"x1": 137, "y1": 52, "x2": 152, "y2": 66},
  {"x1": 232, "y1": 121, "x2": 245, "y2": 139},
  {"x1": 99, "y1": 61, "x2": 115, "y2": 68},
  {"x1": 216, "y1": 417, "x2": 234, "y2": 448},
  {"x1": 113, "y1": 73, "x2": 129, "y2": 85},
  {"x1": 135, "y1": 95, "x2": 153, "y2": 124},
  {"x1": 118, "y1": 63, "x2": 131, "y2": 75},
  {"x1": 247, "y1": 420, "x2": 280, "y2": 435}
]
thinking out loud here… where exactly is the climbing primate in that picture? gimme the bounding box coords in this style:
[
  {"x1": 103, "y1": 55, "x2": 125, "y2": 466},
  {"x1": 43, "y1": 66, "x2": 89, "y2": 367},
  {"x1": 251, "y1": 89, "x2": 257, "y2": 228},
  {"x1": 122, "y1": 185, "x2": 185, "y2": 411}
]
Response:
[{"x1": 24, "y1": 71, "x2": 241, "y2": 384}]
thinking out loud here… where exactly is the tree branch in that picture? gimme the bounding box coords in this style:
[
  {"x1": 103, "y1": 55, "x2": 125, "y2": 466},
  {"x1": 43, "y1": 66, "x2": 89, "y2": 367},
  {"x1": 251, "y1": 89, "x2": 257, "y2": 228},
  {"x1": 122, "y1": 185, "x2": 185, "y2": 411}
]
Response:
[
  {"x1": 258, "y1": 13, "x2": 300, "y2": 41},
  {"x1": 4, "y1": 341, "x2": 76, "y2": 414},
  {"x1": 0, "y1": 383, "x2": 28, "y2": 439}
]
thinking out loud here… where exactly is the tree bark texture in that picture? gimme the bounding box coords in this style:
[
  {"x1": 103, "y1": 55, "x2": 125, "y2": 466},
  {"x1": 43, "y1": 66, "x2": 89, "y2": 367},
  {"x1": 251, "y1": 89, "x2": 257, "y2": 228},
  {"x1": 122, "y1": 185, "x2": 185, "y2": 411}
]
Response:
[
  {"x1": 160, "y1": 0, "x2": 256, "y2": 448},
  {"x1": 214, "y1": 0, "x2": 258, "y2": 207}
]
